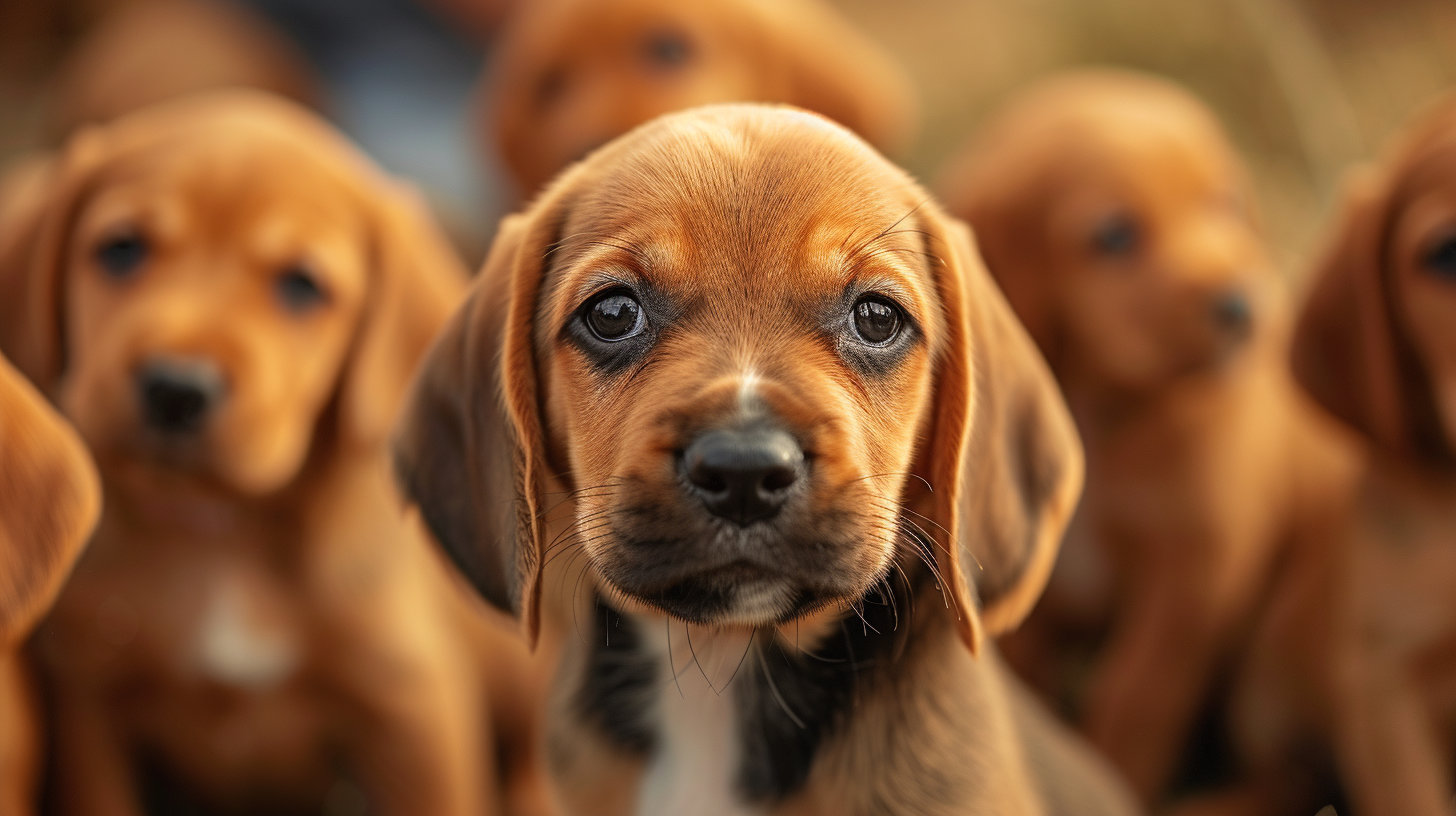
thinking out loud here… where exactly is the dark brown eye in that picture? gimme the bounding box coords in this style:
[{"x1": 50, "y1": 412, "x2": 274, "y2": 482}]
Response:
[
  {"x1": 95, "y1": 231, "x2": 148, "y2": 278},
  {"x1": 851, "y1": 296, "x2": 902, "y2": 345},
  {"x1": 1091, "y1": 212, "x2": 1142, "y2": 257},
  {"x1": 1424, "y1": 234, "x2": 1456, "y2": 278},
  {"x1": 535, "y1": 65, "x2": 567, "y2": 108},
  {"x1": 585, "y1": 291, "x2": 644, "y2": 341},
  {"x1": 275, "y1": 264, "x2": 329, "y2": 312},
  {"x1": 642, "y1": 29, "x2": 692, "y2": 69}
]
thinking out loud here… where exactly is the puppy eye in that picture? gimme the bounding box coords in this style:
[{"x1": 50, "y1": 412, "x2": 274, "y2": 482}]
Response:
[
  {"x1": 642, "y1": 29, "x2": 692, "y2": 69},
  {"x1": 850, "y1": 296, "x2": 903, "y2": 346},
  {"x1": 585, "y1": 290, "x2": 645, "y2": 341},
  {"x1": 1090, "y1": 212, "x2": 1142, "y2": 257},
  {"x1": 275, "y1": 264, "x2": 329, "y2": 312},
  {"x1": 1423, "y1": 234, "x2": 1456, "y2": 278},
  {"x1": 94, "y1": 231, "x2": 148, "y2": 278},
  {"x1": 536, "y1": 65, "x2": 567, "y2": 108}
]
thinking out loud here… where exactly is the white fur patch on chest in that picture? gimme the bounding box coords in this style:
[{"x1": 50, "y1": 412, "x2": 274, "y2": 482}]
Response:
[
  {"x1": 635, "y1": 620, "x2": 766, "y2": 816},
  {"x1": 193, "y1": 579, "x2": 300, "y2": 691}
]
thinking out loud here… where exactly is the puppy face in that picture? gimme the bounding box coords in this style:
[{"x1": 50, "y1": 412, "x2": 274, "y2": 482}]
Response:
[
  {"x1": 942, "y1": 72, "x2": 1270, "y2": 391},
  {"x1": 486, "y1": 0, "x2": 915, "y2": 195},
  {"x1": 0, "y1": 92, "x2": 467, "y2": 500},
  {"x1": 397, "y1": 104, "x2": 1081, "y2": 650},
  {"x1": 1294, "y1": 96, "x2": 1456, "y2": 459}
]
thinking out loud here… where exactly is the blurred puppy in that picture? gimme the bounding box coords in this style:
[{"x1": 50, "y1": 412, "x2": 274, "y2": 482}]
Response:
[
  {"x1": 1239, "y1": 93, "x2": 1456, "y2": 816},
  {"x1": 46, "y1": 0, "x2": 317, "y2": 139},
  {"x1": 482, "y1": 0, "x2": 916, "y2": 198},
  {"x1": 395, "y1": 103, "x2": 1138, "y2": 816},
  {"x1": 938, "y1": 70, "x2": 1356, "y2": 804},
  {"x1": 0, "y1": 343, "x2": 100, "y2": 816},
  {"x1": 0, "y1": 91, "x2": 544, "y2": 816}
]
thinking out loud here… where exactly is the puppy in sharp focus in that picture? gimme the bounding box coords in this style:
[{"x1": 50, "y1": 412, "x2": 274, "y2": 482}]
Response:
[
  {"x1": 0, "y1": 346, "x2": 100, "y2": 816},
  {"x1": 0, "y1": 91, "x2": 546, "y2": 816},
  {"x1": 937, "y1": 70, "x2": 1357, "y2": 806},
  {"x1": 395, "y1": 102, "x2": 1139, "y2": 816},
  {"x1": 1228, "y1": 92, "x2": 1456, "y2": 816},
  {"x1": 481, "y1": 0, "x2": 916, "y2": 199}
]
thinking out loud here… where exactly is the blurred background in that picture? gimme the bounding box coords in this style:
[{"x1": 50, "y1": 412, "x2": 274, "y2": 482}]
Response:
[{"x1": 2, "y1": 0, "x2": 1454, "y2": 274}]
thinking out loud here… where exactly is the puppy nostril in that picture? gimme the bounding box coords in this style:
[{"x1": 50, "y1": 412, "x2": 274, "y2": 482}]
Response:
[
  {"x1": 136, "y1": 358, "x2": 225, "y2": 435},
  {"x1": 681, "y1": 426, "x2": 805, "y2": 526}
]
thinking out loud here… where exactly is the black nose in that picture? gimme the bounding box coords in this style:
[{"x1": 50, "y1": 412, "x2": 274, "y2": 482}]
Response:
[
  {"x1": 682, "y1": 427, "x2": 805, "y2": 526},
  {"x1": 136, "y1": 358, "x2": 225, "y2": 434},
  {"x1": 1211, "y1": 290, "x2": 1253, "y2": 335}
]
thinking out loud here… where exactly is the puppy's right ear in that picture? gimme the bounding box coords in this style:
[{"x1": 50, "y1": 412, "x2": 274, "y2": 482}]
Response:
[
  {"x1": 1292, "y1": 170, "x2": 1411, "y2": 452},
  {"x1": 0, "y1": 352, "x2": 99, "y2": 646},
  {"x1": 0, "y1": 139, "x2": 104, "y2": 387},
  {"x1": 393, "y1": 204, "x2": 563, "y2": 649}
]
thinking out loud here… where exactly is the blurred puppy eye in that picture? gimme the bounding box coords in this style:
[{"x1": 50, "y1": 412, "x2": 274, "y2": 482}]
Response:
[
  {"x1": 642, "y1": 30, "x2": 692, "y2": 69},
  {"x1": 1422, "y1": 234, "x2": 1456, "y2": 278},
  {"x1": 1090, "y1": 212, "x2": 1142, "y2": 257},
  {"x1": 275, "y1": 264, "x2": 330, "y2": 312},
  {"x1": 536, "y1": 66, "x2": 567, "y2": 108},
  {"x1": 585, "y1": 290, "x2": 645, "y2": 341},
  {"x1": 94, "y1": 231, "x2": 148, "y2": 278},
  {"x1": 850, "y1": 295, "x2": 903, "y2": 346}
]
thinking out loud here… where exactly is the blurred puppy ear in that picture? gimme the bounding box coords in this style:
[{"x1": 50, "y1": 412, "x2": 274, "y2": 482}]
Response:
[
  {"x1": 752, "y1": 0, "x2": 918, "y2": 156},
  {"x1": 338, "y1": 187, "x2": 469, "y2": 446},
  {"x1": 393, "y1": 196, "x2": 565, "y2": 649},
  {"x1": 0, "y1": 140, "x2": 104, "y2": 389},
  {"x1": 911, "y1": 206, "x2": 1083, "y2": 654},
  {"x1": 1292, "y1": 170, "x2": 1419, "y2": 453},
  {"x1": 0, "y1": 352, "x2": 99, "y2": 646}
]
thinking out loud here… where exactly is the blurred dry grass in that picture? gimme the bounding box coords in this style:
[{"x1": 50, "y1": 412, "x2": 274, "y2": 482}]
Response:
[{"x1": 834, "y1": 0, "x2": 1456, "y2": 276}]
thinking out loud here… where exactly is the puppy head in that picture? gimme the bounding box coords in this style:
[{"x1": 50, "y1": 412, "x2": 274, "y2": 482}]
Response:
[
  {"x1": 0, "y1": 91, "x2": 465, "y2": 499},
  {"x1": 940, "y1": 70, "x2": 1271, "y2": 391},
  {"x1": 396, "y1": 104, "x2": 1080, "y2": 650},
  {"x1": 0, "y1": 351, "x2": 99, "y2": 647},
  {"x1": 484, "y1": 0, "x2": 916, "y2": 195},
  {"x1": 1293, "y1": 94, "x2": 1456, "y2": 461}
]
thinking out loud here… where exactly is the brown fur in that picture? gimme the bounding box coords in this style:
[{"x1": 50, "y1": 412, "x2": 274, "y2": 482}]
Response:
[
  {"x1": 0, "y1": 348, "x2": 100, "y2": 816},
  {"x1": 937, "y1": 70, "x2": 1358, "y2": 805},
  {"x1": 0, "y1": 91, "x2": 548, "y2": 816},
  {"x1": 481, "y1": 0, "x2": 916, "y2": 198},
  {"x1": 1216, "y1": 92, "x2": 1456, "y2": 816},
  {"x1": 395, "y1": 103, "x2": 1137, "y2": 815}
]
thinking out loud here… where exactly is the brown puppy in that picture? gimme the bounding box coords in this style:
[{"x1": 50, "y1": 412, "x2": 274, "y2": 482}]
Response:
[
  {"x1": 482, "y1": 0, "x2": 916, "y2": 198},
  {"x1": 1247, "y1": 92, "x2": 1456, "y2": 816},
  {"x1": 395, "y1": 103, "x2": 1138, "y2": 816},
  {"x1": 937, "y1": 70, "x2": 1356, "y2": 804},
  {"x1": 0, "y1": 346, "x2": 100, "y2": 816},
  {"x1": 46, "y1": 0, "x2": 317, "y2": 139},
  {"x1": 0, "y1": 91, "x2": 545, "y2": 816}
]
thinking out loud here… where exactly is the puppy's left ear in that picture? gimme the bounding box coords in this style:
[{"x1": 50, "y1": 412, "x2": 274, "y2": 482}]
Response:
[
  {"x1": 752, "y1": 0, "x2": 918, "y2": 156},
  {"x1": 0, "y1": 352, "x2": 99, "y2": 646},
  {"x1": 338, "y1": 188, "x2": 469, "y2": 446},
  {"x1": 912, "y1": 207, "x2": 1083, "y2": 654}
]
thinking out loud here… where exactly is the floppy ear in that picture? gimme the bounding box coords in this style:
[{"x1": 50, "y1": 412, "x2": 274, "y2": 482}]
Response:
[
  {"x1": 393, "y1": 203, "x2": 562, "y2": 648},
  {"x1": 1292, "y1": 171, "x2": 1415, "y2": 452},
  {"x1": 751, "y1": 0, "x2": 918, "y2": 156},
  {"x1": 337, "y1": 188, "x2": 470, "y2": 446},
  {"x1": 0, "y1": 144, "x2": 102, "y2": 388},
  {"x1": 0, "y1": 351, "x2": 99, "y2": 647},
  {"x1": 912, "y1": 208, "x2": 1083, "y2": 654}
]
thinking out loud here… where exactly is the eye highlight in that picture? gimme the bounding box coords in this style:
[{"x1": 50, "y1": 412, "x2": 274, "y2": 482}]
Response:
[
  {"x1": 585, "y1": 290, "x2": 645, "y2": 341},
  {"x1": 275, "y1": 264, "x2": 330, "y2": 312},
  {"x1": 94, "y1": 231, "x2": 148, "y2": 278},
  {"x1": 850, "y1": 295, "x2": 903, "y2": 346},
  {"x1": 1090, "y1": 212, "x2": 1142, "y2": 257}
]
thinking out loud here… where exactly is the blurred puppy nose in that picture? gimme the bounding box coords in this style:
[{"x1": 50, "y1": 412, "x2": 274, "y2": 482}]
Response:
[
  {"x1": 682, "y1": 426, "x2": 805, "y2": 526},
  {"x1": 1211, "y1": 290, "x2": 1253, "y2": 336},
  {"x1": 136, "y1": 357, "x2": 225, "y2": 434}
]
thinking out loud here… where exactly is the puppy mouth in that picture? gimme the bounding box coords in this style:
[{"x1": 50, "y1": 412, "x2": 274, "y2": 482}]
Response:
[{"x1": 598, "y1": 557, "x2": 838, "y2": 627}]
